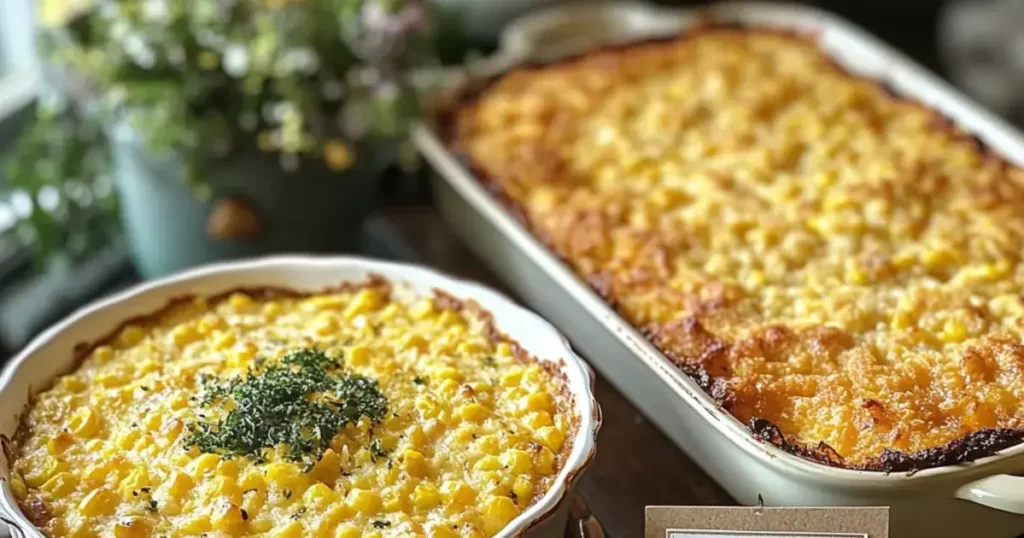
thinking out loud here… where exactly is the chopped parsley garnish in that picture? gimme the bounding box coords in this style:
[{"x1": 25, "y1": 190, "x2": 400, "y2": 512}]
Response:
[
  {"x1": 184, "y1": 348, "x2": 388, "y2": 465},
  {"x1": 372, "y1": 520, "x2": 391, "y2": 529},
  {"x1": 412, "y1": 376, "x2": 425, "y2": 386},
  {"x1": 146, "y1": 499, "x2": 158, "y2": 512}
]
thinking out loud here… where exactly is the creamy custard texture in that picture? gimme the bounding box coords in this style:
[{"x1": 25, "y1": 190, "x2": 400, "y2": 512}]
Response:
[
  {"x1": 455, "y1": 29, "x2": 1024, "y2": 467},
  {"x1": 11, "y1": 283, "x2": 572, "y2": 537}
]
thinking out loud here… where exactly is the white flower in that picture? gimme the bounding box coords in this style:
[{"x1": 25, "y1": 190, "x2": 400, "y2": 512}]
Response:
[
  {"x1": 267, "y1": 102, "x2": 295, "y2": 123},
  {"x1": 223, "y1": 44, "x2": 250, "y2": 77},
  {"x1": 37, "y1": 186, "x2": 61, "y2": 213},
  {"x1": 276, "y1": 47, "x2": 320, "y2": 75},
  {"x1": 123, "y1": 33, "x2": 156, "y2": 69},
  {"x1": 109, "y1": 20, "x2": 129, "y2": 42},
  {"x1": 141, "y1": 0, "x2": 169, "y2": 23},
  {"x1": 9, "y1": 191, "x2": 33, "y2": 219}
]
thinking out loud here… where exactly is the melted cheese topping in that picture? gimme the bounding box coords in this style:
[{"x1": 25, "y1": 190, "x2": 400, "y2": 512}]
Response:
[
  {"x1": 11, "y1": 285, "x2": 571, "y2": 537},
  {"x1": 456, "y1": 29, "x2": 1024, "y2": 467}
]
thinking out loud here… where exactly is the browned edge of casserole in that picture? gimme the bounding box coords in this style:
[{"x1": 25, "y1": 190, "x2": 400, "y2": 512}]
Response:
[
  {"x1": 0, "y1": 274, "x2": 585, "y2": 533},
  {"x1": 436, "y1": 25, "x2": 1024, "y2": 473}
]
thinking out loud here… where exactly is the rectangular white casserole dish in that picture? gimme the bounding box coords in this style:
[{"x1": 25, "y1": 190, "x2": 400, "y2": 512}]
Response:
[
  {"x1": 0, "y1": 256, "x2": 601, "y2": 538},
  {"x1": 412, "y1": 3, "x2": 1024, "y2": 537}
]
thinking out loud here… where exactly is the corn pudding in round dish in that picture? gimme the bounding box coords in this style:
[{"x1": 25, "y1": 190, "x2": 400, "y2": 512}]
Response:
[
  {"x1": 0, "y1": 257, "x2": 598, "y2": 538},
  {"x1": 451, "y1": 27, "x2": 1024, "y2": 471}
]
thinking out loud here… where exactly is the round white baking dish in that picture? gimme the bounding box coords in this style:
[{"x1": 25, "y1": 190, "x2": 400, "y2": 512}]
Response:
[{"x1": 0, "y1": 256, "x2": 601, "y2": 538}]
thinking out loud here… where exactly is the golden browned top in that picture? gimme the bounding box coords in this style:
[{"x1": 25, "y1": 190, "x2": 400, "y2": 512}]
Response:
[
  {"x1": 453, "y1": 29, "x2": 1024, "y2": 468},
  {"x1": 11, "y1": 284, "x2": 572, "y2": 537}
]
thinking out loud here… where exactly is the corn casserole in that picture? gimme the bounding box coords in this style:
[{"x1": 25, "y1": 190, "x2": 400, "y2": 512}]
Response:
[
  {"x1": 9, "y1": 280, "x2": 574, "y2": 537},
  {"x1": 451, "y1": 28, "x2": 1024, "y2": 470}
]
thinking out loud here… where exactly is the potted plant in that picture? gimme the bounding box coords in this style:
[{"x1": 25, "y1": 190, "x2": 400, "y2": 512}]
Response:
[{"x1": 4, "y1": 0, "x2": 432, "y2": 278}]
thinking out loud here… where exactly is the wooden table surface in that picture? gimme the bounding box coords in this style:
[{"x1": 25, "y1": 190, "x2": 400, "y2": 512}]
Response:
[{"x1": 381, "y1": 205, "x2": 734, "y2": 538}]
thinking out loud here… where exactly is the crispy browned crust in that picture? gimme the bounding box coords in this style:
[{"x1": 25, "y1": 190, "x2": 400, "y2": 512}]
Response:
[
  {"x1": 441, "y1": 26, "x2": 1024, "y2": 473},
  {"x1": 5, "y1": 275, "x2": 586, "y2": 527}
]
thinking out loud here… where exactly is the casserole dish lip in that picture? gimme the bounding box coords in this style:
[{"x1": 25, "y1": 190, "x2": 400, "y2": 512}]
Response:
[
  {"x1": 412, "y1": 0, "x2": 1024, "y2": 485},
  {"x1": 0, "y1": 255, "x2": 602, "y2": 538}
]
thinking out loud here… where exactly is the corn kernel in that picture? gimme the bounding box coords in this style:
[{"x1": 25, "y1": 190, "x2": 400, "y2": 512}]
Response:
[
  {"x1": 413, "y1": 483, "x2": 442, "y2": 509},
  {"x1": 534, "y1": 447, "x2": 556, "y2": 474},
  {"x1": 500, "y1": 449, "x2": 533, "y2": 474},
  {"x1": 482, "y1": 495, "x2": 521, "y2": 535},
  {"x1": 171, "y1": 324, "x2": 200, "y2": 347},
  {"x1": 434, "y1": 367, "x2": 462, "y2": 382},
  {"x1": 410, "y1": 299, "x2": 435, "y2": 319},
  {"x1": 403, "y1": 449, "x2": 429, "y2": 478},
  {"x1": 79, "y1": 488, "x2": 118, "y2": 516},
  {"x1": 116, "y1": 429, "x2": 141, "y2": 450},
  {"x1": 523, "y1": 411, "x2": 553, "y2": 430},
  {"x1": 213, "y1": 331, "x2": 237, "y2": 351},
  {"x1": 229, "y1": 343, "x2": 257, "y2": 367},
  {"x1": 922, "y1": 247, "x2": 960, "y2": 272},
  {"x1": 272, "y1": 520, "x2": 303, "y2": 536},
  {"x1": 298, "y1": 482, "x2": 335, "y2": 509},
  {"x1": 92, "y1": 346, "x2": 115, "y2": 363},
  {"x1": 336, "y1": 525, "x2": 362, "y2": 538},
  {"x1": 117, "y1": 326, "x2": 145, "y2": 347},
  {"x1": 314, "y1": 313, "x2": 340, "y2": 336},
  {"x1": 69, "y1": 408, "x2": 101, "y2": 437},
  {"x1": 212, "y1": 502, "x2": 245, "y2": 532},
  {"x1": 164, "y1": 471, "x2": 194, "y2": 500},
  {"x1": 428, "y1": 524, "x2": 460, "y2": 538},
  {"x1": 228, "y1": 293, "x2": 254, "y2": 311},
  {"x1": 474, "y1": 456, "x2": 501, "y2": 471},
  {"x1": 9, "y1": 474, "x2": 26, "y2": 500},
  {"x1": 402, "y1": 334, "x2": 428, "y2": 352},
  {"x1": 113, "y1": 517, "x2": 150, "y2": 538},
  {"x1": 512, "y1": 475, "x2": 534, "y2": 507},
  {"x1": 188, "y1": 453, "x2": 220, "y2": 479},
  {"x1": 343, "y1": 288, "x2": 384, "y2": 320},
  {"x1": 522, "y1": 392, "x2": 554, "y2": 413},
  {"x1": 437, "y1": 310, "x2": 463, "y2": 327},
  {"x1": 346, "y1": 488, "x2": 379, "y2": 514},
  {"x1": 348, "y1": 345, "x2": 370, "y2": 366},
  {"x1": 940, "y1": 318, "x2": 969, "y2": 343},
  {"x1": 119, "y1": 469, "x2": 148, "y2": 498},
  {"x1": 441, "y1": 480, "x2": 476, "y2": 506},
  {"x1": 47, "y1": 432, "x2": 74, "y2": 455},
  {"x1": 500, "y1": 368, "x2": 524, "y2": 387},
  {"x1": 459, "y1": 403, "x2": 490, "y2": 422},
  {"x1": 263, "y1": 301, "x2": 284, "y2": 319},
  {"x1": 313, "y1": 448, "x2": 341, "y2": 484},
  {"x1": 179, "y1": 515, "x2": 213, "y2": 534},
  {"x1": 40, "y1": 472, "x2": 77, "y2": 497}
]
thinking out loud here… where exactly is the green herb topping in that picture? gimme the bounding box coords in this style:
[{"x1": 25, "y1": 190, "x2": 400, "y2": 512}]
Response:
[{"x1": 185, "y1": 348, "x2": 388, "y2": 465}]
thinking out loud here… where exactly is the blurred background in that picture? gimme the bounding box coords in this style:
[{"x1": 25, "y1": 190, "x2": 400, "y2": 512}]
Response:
[{"x1": 0, "y1": 0, "x2": 1015, "y2": 361}]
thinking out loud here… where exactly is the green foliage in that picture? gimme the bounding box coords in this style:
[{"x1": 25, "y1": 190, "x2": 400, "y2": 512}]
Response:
[
  {"x1": 3, "y1": 0, "x2": 437, "y2": 268},
  {"x1": 3, "y1": 98, "x2": 119, "y2": 268}
]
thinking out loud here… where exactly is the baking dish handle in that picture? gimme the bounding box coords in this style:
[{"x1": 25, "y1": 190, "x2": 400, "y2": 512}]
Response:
[
  {"x1": 955, "y1": 474, "x2": 1024, "y2": 515},
  {"x1": 498, "y1": 1, "x2": 684, "y2": 64}
]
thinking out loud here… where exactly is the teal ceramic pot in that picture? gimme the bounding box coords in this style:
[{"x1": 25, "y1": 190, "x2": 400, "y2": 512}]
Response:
[{"x1": 110, "y1": 131, "x2": 390, "y2": 279}]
